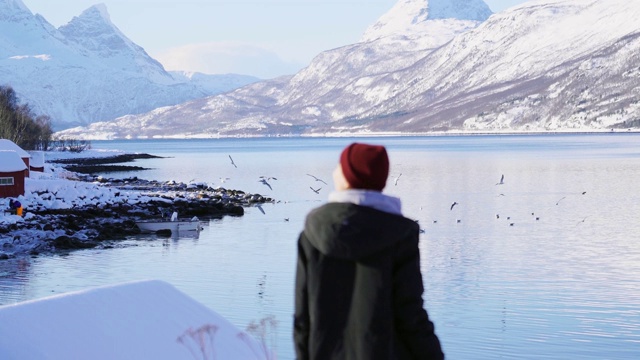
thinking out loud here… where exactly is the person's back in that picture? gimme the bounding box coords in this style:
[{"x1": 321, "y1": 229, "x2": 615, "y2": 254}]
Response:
[{"x1": 294, "y1": 143, "x2": 444, "y2": 360}]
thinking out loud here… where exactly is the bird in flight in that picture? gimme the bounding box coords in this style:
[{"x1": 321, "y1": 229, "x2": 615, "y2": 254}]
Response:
[
  {"x1": 260, "y1": 176, "x2": 278, "y2": 181},
  {"x1": 307, "y1": 174, "x2": 327, "y2": 185},
  {"x1": 556, "y1": 196, "x2": 567, "y2": 205},
  {"x1": 450, "y1": 202, "x2": 459, "y2": 211},
  {"x1": 229, "y1": 155, "x2": 237, "y2": 168},
  {"x1": 259, "y1": 178, "x2": 273, "y2": 190},
  {"x1": 496, "y1": 174, "x2": 504, "y2": 185},
  {"x1": 310, "y1": 187, "x2": 322, "y2": 194},
  {"x1": 394, "y1": 173, "x2": 402, "y2": 186}
]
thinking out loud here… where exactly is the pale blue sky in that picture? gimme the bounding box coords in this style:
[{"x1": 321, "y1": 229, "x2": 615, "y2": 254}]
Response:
[{"x1": 21, "y1": 0, "x2": 528, "y2": 78}]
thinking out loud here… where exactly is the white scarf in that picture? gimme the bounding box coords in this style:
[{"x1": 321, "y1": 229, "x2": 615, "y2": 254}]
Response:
[{"x1": 328, "y1": 189, "x2": 402, "y2": 216}]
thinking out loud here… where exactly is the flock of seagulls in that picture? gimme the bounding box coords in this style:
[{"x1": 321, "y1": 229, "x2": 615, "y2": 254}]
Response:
[
  {"x1": 222, "y1": 155, "x2": 329, "y2": 220},
  {"x1": 422, "y1": 173, "x2": 589, "y2": 230},
  {"x1": 226, "y1": 154, "x2": 328, "y2": 195},
  {"x1": 222, "y1": 159, "x2": 590, "y2": 229}
]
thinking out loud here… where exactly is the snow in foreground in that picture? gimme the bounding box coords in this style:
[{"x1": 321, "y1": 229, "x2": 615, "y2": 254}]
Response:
[{"x1": 0, "y1": 280, "x2": 272, "y2": 359}]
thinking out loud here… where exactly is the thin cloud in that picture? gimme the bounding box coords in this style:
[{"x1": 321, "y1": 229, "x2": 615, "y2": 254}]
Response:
[{"x1": 153, "y1": 42, "x2": 305, "y2": 79}]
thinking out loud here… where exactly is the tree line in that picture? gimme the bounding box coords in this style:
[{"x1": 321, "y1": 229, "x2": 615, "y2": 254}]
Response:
[{"x1": 1, "y1": 85, "x2": 54, "y2": 150}]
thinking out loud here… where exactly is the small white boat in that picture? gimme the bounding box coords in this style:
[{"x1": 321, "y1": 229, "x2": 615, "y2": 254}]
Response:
[{"x1": 136, "y1": 212, "x2": 201, "y2": 233}]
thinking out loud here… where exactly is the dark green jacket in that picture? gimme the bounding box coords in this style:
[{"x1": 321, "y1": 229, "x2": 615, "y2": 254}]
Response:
[{"x1": 294, "y1": 202, "x2": 444, "y2": 360}]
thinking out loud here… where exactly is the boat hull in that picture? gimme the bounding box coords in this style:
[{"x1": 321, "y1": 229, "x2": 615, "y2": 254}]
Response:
[{"x1": 136, "y1": 220, "x2": 201, "y2": 233}]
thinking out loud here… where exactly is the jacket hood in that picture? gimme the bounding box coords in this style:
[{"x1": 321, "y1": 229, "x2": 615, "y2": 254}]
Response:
[{"x1": 303, "y1": 201, "x2": 418, "y2": 260}]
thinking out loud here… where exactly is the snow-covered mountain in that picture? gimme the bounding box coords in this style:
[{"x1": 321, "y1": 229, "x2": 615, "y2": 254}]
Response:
[
  {"x1": 0, "y1": 0, "x2": 258, "y2": 130},
  {"x1": 58, "y1": 0, "x2": 640, "y2": 139}
]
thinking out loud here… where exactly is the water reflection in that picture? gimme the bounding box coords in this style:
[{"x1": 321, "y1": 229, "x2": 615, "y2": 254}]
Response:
[
  {"x1": 0, "y1": 258, "x2": 32, "y2": 304},
  {"x1": 2, "y1": 135, "x2": 640, "y2": 359}
]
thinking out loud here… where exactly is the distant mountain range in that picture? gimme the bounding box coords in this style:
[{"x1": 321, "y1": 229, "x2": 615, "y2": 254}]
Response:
[
  {"x1": 0, "y1": 0, "x2": 259, "y2": 131},
  {"x1": 6, "y1": 0, "x2": 640, "y2": 138}
]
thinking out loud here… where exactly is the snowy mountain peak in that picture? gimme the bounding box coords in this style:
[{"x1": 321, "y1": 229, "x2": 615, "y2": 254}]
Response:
[
  {"x1": 362, "y1": 0, "x2": 492, "y2": 41},
  {"x1": 61, "y1": 3, "x2": 117, "y2": 35},
  {"x1": 0, "y1": 0, "x2": 33, "y2": 21},
  {"x1": 428, "y1": 0, "x2": 493, "y2": 20},
  {"x1": 82, "y1": 4, "x2": 112, "y2": 24},
  {"x1": 1, "y1": 0, "x2": 258, "y2": 129},
  {"x1": 58, "y1": 4, "x2": 142, "y2": 59}
]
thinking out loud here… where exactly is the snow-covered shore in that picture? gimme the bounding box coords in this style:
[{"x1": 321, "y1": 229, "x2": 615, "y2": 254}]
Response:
[{"x1": 0, "y1": 150, "x2": 271, "y2": 259}]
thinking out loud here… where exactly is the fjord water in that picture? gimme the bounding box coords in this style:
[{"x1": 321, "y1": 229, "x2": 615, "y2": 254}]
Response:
[{"x1": 2, "y1": 134, "x2": 640, "y2": 359}]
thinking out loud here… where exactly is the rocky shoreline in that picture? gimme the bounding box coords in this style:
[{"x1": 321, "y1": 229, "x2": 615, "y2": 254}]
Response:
[{"x1": 0, "y1": 154, "x2": 273, "y2": 259}]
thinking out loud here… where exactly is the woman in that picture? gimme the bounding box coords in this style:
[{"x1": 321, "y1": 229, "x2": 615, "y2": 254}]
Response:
[{"x1": 294, "y1": 143, "x2": 444, "y2": 360}]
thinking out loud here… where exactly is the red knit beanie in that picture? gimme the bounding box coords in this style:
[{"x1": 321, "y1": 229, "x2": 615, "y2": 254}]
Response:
[{"x1": 340, "y1": 143, "x2": 389, "y2": 191}]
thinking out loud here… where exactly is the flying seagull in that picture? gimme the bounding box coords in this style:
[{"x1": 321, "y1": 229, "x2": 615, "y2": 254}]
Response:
[
  {"x1": 259, "y1": 178, "x2": 273, "y2": 190},
  {"x1": 229, "y1": 155, "x2": 237, "y2": 168},
  {"x1": 450, "y1": 202, "x2": 459, "y2": 211},
  {"x1": 307, "y1": 174, "x2": 327, "y2": 185},
  {"x1": 556, "y1": 196, "x2": 567, "y2": 205},
  {"x1": 496, "y1": 174, "x2": 504, "y2": 185},
  {"x1": 310, "y1": 187, "x2": 322, "y2": 194},
  {"x1": 394, "y1": 173, "x2": 402, "y2": 186}
]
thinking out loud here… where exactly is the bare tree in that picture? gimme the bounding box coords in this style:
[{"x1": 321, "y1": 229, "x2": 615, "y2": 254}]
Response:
[{"x1": 0, "y1": 85, "x2": 55, "y2": 150}]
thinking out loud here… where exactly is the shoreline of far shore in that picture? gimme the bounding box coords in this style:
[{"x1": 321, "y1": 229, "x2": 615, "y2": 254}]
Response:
[{"x1": 58, "y1": 128, "x2": 640, "y2": 141}]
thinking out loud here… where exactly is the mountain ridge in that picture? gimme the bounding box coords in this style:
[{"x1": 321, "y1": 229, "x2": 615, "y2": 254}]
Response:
[
  {"x1": 103, "y1": 0, "x2": 636, "y2": 137},
  {"x1": 0, "y1": 0, "x2": 259, "y2": 130},
  {"x1": 6, "y1": 0, "x2": 640, "y2": 138}
]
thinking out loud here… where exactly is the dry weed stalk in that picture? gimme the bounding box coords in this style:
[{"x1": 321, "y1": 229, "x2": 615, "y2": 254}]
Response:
[
  {"x1": 238, "y1": 315, "x2": 278, "y2": 360},
  {"x1": 177, "y1": 324, "x2": 219, "y2": 360}
]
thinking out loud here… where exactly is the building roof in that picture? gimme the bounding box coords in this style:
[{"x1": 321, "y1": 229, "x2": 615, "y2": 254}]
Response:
[
  {"x1": 0, "y1": 139, "x2": 30, "y2": 158},
  {"x1": 0, "y1": 151, "x2": 28, "y2": 172},
  {"x1": 29, "y1": 151, "x2": 45, "y2": 167}
]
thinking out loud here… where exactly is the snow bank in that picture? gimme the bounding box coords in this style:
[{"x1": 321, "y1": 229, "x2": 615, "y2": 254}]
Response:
[
  {"x1": 0, "y1": 280, "x2": 271, "y2": 360},
  {"x1": 0, "y1": 150, "x2": 167, "y2": 254}
]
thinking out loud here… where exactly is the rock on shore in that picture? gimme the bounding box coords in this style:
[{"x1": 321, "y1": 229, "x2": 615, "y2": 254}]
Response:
[{"x1": 0, "y1": 158, "x2": 273, "y2": 259}]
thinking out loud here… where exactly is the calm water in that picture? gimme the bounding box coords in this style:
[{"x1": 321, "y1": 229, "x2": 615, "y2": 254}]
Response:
[{"x1": 1, "y1": 134, "x2": 640, "y2": 359}]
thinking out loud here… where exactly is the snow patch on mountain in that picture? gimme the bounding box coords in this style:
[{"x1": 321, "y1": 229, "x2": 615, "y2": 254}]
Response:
[{"x1": 361, "y1": 0, "x2": 492, "y2": 41}]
